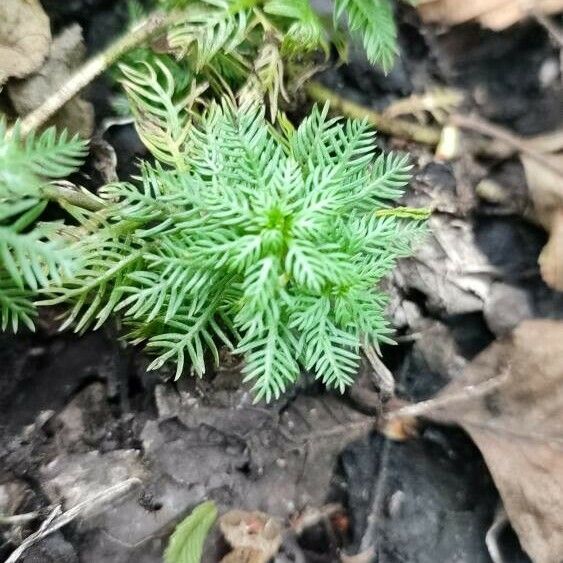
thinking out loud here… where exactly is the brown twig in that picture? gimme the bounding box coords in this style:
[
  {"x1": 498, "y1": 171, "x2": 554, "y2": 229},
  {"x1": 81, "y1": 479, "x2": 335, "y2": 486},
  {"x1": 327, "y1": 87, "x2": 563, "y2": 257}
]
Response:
[
  {"x1": 360, "y1": 435, "x2": 391, "y2": 553},
  {"x1": 41, "y1": 181, "x2": 105, "y2": 212},
  {"x1": 305, "y1": 82, "x2": 563, "y2": 166},
  {"x1": 450, "y1": 113, "x2": 563, "y2": 177},
  {"x1": 305, "y1": 82, "x2": 443, "y2": 146},
  {"x1": 384, "y1": 371, "x2": 508, "y2": 420},
  {"x1": 362, "y1": 343, "x2": 395, "y2": 400},
  {"x1": 10, "y1": 11, "x2": 180, "y2": 138},
  {"x1": 6, "y1": 478, "x2": 141, "y2": 563}
]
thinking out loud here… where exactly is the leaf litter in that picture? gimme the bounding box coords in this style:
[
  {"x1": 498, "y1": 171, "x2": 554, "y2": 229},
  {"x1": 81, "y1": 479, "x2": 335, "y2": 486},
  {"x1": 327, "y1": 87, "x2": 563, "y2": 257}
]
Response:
[
  {"x1": 0, "y1": 0, "x2": 51, "y2": 85},
  {"x1": 418, "y1": 0, "x2": 563, "y2": 30},
  {"x1": 1, "y1": 1, "x2": 563, "y2": 562},
  {"x1": 7, "y1": 24, "x2": 94, "y2": 138},
  {"x1": 386, "y1": 319, "x2": 563, "y2": 563}
]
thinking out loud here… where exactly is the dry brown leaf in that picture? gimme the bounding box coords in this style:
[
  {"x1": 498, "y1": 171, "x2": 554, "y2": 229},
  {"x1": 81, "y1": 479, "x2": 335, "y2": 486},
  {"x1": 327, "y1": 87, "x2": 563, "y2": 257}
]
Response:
[
  {"x1": 418, "y1": 319, "x2": 563, "y2": 563},
  {"x1": 523, "y1": 153, "x2": 563, "y2": 230},
  {"x1": 7, "y1": 24, "x2": 94, "y2": 137},
  {"x1": 521, "y1": 141, "x2": 563, "y2": 290},
  {"x1": 418, "y1": 0, "x2": 563, "y2": 30},
  {"x1": 538, "y1": 210, "x2": 563, "y2": 290},
  {"x1": 219, "y1": 510, "x2": 282, "y2": 563},
  {"x1": 0, "y1": 0, "x2": 51, "y2": 85}
]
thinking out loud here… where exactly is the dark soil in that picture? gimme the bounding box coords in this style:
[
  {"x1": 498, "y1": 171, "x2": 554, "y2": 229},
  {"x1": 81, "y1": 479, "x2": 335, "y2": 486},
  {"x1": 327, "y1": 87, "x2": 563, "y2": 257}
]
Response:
[{"x1": 1, "y1": 2, "x2": 562, "y2": 562}]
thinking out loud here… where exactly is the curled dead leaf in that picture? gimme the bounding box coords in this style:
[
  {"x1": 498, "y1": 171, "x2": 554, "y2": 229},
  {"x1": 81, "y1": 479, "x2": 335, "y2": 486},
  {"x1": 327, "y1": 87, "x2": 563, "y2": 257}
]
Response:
[
  {"x1": 219, "y1": 510, "x2": 282, "y2": 563},
  {"x1": 383, "y1": 88, "x2": 463, "y2": 124},
  {"x1": 398, "y1": 320, "x2": 563, "y2": 563},
  {"x1": 7, "y1": 24, "x2": 94, "y2": 137},
  {"x1": 0, "y1": 0, "x2": 51, "y2": 85}
]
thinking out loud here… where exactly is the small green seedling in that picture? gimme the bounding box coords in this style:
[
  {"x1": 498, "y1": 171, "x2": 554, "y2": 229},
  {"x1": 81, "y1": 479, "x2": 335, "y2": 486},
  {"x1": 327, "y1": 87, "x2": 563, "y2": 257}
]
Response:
[
  {"x1": 0, "y1": 0, "x2": 427, "y2": 402},
  {"x1": 42, "y1": 102, "x2": 426, "y2": 401}
]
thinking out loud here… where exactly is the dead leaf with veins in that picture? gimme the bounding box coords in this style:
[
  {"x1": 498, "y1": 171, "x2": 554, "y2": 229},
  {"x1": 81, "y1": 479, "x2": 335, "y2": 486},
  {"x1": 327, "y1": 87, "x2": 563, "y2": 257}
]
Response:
[
  {"x1": 7, "y1": 24, "x2": 94, "y2": 137},
  {"x1": 0, "y1": 0, "x2": 51, "y2": 85},
  {"x1": 388, "y1": 319, "x2": 563, "y2": 563},
  {"x1": 394, "y1": 215, "x2": 494, "y2": 317}
]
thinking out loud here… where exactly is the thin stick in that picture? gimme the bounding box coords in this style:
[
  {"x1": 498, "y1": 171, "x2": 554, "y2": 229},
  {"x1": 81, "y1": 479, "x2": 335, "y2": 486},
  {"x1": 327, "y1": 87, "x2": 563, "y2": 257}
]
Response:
[
  {"x1": 451, "y1": 113, "x2": 563, "y2": 177},
  {"x1": 12, "y1": 12, "x2": 180, "y2": 138},
  {"x1": 42, "y1": 182, "x2": 105, "y2": 212},
  {"x1": 385, "y1": 372, "x2": 508, "y2": 420},
  {"x1": 306, "y1": 82, "x2": 443, "y2": 146},
  {"x1": 360, "y1": 436, "x2": 391, "y2": 553},
  {"x1": 0, "y1": 511, "x2": 42, "y2": 526},
  {"x1": 305, "y1": 82, "x2": 562, "y2": 164},
  {"x1": 6, "y1": 478, "x2": 141, "y2": 563},
  {"x1": 363, "y1": 343, "x2": 395, "y2": 400}
]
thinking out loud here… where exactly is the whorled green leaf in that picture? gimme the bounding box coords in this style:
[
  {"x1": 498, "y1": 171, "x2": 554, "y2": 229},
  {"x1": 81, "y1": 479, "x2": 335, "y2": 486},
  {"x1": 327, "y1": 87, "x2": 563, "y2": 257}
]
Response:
[
  {"x1": 117, "y1": 0, "x2": 401, "y2": 129},
  {"x1": 0, "y1": 123, "x2": 87, "y2": 333},
  {"x1": 0, "y1": 122, "x2": 87, "y2": 198},
  {"x1": 46, "y1": 98, "x2": 426, "y2": 402}
]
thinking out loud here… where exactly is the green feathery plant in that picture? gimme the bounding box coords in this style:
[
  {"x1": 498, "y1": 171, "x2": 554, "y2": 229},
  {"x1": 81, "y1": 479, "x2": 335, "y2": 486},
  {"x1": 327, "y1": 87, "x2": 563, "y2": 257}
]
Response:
[
  {"x1": 115, "y1": 0, "x2": 402, "y2": 125},
  {"x1": 0, "y1": 123, "x2": 87, "y2": 331},
  {"x1": 0, "y1": 0, "x2": 426, "y2": 402},
  {"x1": 42, "y1": 101, "x2": 426, "y2": 401},
  {"x1": 157, "y1": 0, "x2": 400, "y2": 69}
]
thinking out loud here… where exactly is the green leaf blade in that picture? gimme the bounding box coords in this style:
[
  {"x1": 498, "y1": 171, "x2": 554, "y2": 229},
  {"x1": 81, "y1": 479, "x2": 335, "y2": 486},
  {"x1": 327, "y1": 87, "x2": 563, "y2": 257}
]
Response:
[
  {"x1": 334, "y1": 0, "x2": 398, "y2": 72},
  {"x1": 164, "y1": 501, "x2": 218, "y2": 563}
]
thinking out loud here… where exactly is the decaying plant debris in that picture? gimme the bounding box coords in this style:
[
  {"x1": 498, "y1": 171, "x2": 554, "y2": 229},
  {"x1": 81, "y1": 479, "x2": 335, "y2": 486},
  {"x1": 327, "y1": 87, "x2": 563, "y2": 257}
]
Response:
[
  {"x1": 1, "y1": 1, "x2": 563, "y2": 562},
  {"x1": 0, "y1": 0, "x2": 50, "y2": 85},
  {"x1": 418, "y1": 0, "x2": 563, "y2": 30},
  {"x1": 7, "y1": 24, "x2": 94, "y2": 138},
  {"x1": 385, "y1": 319, "x2": 563, "y2": 563}
]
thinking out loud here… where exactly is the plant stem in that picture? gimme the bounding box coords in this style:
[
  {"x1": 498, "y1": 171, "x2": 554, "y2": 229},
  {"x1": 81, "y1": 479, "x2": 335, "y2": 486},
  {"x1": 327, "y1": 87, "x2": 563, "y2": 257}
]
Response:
[
  {"x1": 305, "y1": 82, "x2": 557, "y2": 164},
  {"x1": 12, "y1": 11, "x2": 180, "y2": 138},
  {"x1": 305, "y1": 81, "x2": 443, "y2": 146},
  {"x1": 451, "y1": 113, "x2": 563, "y2": 177},
  {"x1": 0, "y1": 511, "x2": 42, "y2": 526},
  {"x1": 384, "y1": 371, "x2": 507, "y2": 420},
  {"x1": 41, "y1": 183, "x2": 105, "y2": 212}
]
